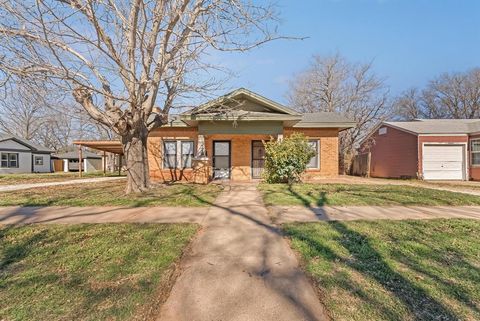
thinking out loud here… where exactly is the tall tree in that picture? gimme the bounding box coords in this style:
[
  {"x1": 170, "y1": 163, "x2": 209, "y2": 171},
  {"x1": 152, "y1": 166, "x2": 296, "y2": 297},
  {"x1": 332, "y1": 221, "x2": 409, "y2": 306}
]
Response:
[
  {"x1": 0, "y1": 80, "x2": 108, "y2": 151},
  {"x1": 288, "y1": 53, "x2": 390, "y2": 172},
  {"x1": 394, "y1": 68, "x2": 480, "y2": 120},
  {"x1": 0, "y1": 0, "x2": 282, "y2": 193}
]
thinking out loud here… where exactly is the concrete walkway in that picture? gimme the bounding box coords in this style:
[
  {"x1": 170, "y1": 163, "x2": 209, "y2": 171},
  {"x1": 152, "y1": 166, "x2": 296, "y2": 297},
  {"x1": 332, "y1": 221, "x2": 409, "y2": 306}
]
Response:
[
  {"x1": 158, "y1": 183, "x2": 328, "y2": 321},
  {"x1": 0, "y1": 176, "x2": 126, "y2": 192},
  {"x1": 270, "y1": 205, "x2": 480, "y2": 224}
]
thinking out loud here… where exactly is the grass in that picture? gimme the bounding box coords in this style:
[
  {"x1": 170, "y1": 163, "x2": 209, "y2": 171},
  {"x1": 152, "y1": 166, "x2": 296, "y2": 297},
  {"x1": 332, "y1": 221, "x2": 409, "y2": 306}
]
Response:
[
  {"x1": 259, "y1": 183, "x2": 480, "y2": 206},
  {"x1": 0, "y1": 181, "x2": 222, "y2": 207},
  {"x1": 0, "y1": 172, "x2": 124, "y2": 185},
  {"x1": 0, "y1": 223, "x2": 198, "y2": 321},
  {"x1": 284, "y1": 219, "x2": 480, "y2": 321}
]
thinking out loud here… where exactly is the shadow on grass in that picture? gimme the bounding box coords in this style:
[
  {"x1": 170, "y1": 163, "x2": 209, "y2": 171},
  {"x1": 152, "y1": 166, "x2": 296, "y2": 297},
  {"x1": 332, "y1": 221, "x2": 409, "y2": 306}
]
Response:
[{"x1": 285, "y1": 221, "x2": 460, "y2": 321}]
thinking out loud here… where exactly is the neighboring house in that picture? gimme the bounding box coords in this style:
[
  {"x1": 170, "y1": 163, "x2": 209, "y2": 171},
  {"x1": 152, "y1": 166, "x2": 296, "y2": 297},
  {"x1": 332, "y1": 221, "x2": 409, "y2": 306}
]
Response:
[
  {"x1": 360, "y1": 119, "x2": 480, "y2": 181},
  {"x1": 54, "y1": 151, "x2": 103, "y2": 173},
  {"x1": 147, "y1": 88, "x2": 355, "y2": 183},
  {"x1": 0, "y1": 135, "x2": 53, "y2": 174}
]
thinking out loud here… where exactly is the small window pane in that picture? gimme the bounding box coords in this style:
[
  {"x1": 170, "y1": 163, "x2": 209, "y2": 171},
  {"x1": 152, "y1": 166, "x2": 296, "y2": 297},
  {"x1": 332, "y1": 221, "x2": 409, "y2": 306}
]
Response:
[
  {"x1": 472, "y1": 140, "x2": 480, "y2": 152},
  {"x1": 181, "y1": 141, "x2": 194, "y2": 168},
  {"x1": 214, "y1": 142, "x2": 229, "y2": 156},
  {"x1": 1, "y1": 154, "x2": 7, "y2": 168},
  {"x1": 473, "y1": 152, "x2": 480, "y2": 165},
  {"x1": 35, "y1": 156, "x2": 43, "y2": 165},
  {"x1": 163, "y1": 142, "x2": 177, "y2": 168},
  {"x1": 307, "y1": 141, "x2": 319, "y2": 169}
]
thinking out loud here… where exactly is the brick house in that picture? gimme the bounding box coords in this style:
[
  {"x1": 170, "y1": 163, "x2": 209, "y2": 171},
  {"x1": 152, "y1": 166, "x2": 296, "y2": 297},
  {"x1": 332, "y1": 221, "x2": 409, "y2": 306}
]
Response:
[
  {"x1": 360, "y1": 119, "x2": 480, "y2": 181},
  {"x1": 147, "y1": 88, "x2": 355, "y2": 183}
]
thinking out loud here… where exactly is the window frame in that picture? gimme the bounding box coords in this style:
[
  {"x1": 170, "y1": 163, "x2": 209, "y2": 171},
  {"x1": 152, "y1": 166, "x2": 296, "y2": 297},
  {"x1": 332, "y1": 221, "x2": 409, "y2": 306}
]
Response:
[
  {"x1": 306, "y1": 139, "x2": 320, "y2": 170},
  {"x1": 180, "y1": 141, "x2": 195, "y2": 169},
  {"x1": 34, "y1": 155, "x2": 44, "y2": 166},
  {"x1": 163, "y1": 140, "x2": 178, "y2": 169},
  {"x1": 162, "y1": 140, "x2": 196, "y2": 169},
  {"x1": 0, "y1": 153, "x2": 19, "y2": 168},
  {"x1": 471, "y1": 138, "x2": 480, "y2": 167}
]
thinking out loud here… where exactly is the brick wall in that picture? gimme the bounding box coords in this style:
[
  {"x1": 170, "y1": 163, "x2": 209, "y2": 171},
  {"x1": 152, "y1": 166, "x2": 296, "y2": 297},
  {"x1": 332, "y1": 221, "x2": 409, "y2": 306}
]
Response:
[
  {"x1": 284, "y1": 128, "x2": 340, "y2": 178},
  {"x1": 361, "y1": 126, "x2": 418, "y2": 178},
  {"x1": 148, "y1": 126, "x2": 342, "y2": 182},
  {"x1": 148, "y1": 127, "x2": 198, "y2": 182}
]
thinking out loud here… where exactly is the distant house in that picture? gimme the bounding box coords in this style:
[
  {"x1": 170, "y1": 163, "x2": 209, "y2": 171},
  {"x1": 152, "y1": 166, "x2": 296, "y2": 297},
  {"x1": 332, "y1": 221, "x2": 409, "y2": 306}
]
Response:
[
  {"x1": 54, "y1": 151, "x2": 103, "y2": 173},
  {"x1": 360, "y1": 119, "x2": 480, "y2": 181},
  {"x1": 0, "y1": 135, "x2": 54, "y2": 174}
]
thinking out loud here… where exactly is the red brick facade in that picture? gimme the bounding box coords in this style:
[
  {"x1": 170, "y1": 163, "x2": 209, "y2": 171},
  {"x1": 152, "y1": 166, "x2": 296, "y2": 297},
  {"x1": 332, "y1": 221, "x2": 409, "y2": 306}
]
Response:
[
  {"x1": 361, "y1": 126, "x2": 418, "y2": 179},
  {"x1": 362, "y1": 124, "x2": 479, "y2": 181}
]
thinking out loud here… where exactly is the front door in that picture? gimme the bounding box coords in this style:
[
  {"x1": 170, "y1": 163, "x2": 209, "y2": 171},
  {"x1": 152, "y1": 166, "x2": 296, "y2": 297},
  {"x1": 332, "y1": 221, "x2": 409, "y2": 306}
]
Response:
[
  {"x1": 252, "y1": 140, "x2": 266, "y2": 179},
  {"x1": 213, "y1": 141, "x2": 231, "y2": 179}
]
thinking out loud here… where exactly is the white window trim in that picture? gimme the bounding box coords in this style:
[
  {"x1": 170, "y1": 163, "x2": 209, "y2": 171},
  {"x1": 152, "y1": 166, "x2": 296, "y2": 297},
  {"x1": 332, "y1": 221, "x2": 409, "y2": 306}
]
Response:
[
  {"x1": 471, "y1": 138, "x2": 480, "y2": 167},
  {"x1": 162, "y1": 140, "x2": 195, "y2": 169},
  {"x1": 1, "y1": 152, "x2": 19, "y2": 168},
  {"x1": 306, "y1": 139, "x2": 320, "y2": 170}
]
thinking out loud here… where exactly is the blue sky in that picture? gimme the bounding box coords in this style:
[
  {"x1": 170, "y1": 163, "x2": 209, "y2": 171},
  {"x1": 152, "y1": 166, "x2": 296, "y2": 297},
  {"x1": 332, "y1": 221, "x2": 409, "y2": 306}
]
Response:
[{"x1": 213, "y1": 0, "x2": 480, "y2": 104}]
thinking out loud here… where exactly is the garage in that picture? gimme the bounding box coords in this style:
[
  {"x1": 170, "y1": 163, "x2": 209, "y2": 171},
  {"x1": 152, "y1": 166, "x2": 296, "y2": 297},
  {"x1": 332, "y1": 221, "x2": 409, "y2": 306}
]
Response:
[{"x1": 422, "y1": 144, "x2": 466, "y2": 180}]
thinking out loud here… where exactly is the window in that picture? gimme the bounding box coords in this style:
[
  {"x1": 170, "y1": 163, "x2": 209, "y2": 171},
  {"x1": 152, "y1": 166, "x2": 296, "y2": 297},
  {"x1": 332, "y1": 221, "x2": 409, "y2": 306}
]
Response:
[
  {"x1": 181, "y1": 141, "x2": 194, "y2": 168},
  {"x1": 163, "y1": 141, "x2": 177, "y2": 169},
  {"x1": 34, "y1": 156, "x2": 44, "y2": 166},
  {"x1": 1, "y1": 153, "x2": 18, "y2": 168},
  {"x1": 163, "y1": 140, "x2": 195, "y2": 169},
  {"x1": 472, "y1": 139, "x2": 480, "y2": 166},
  {"x1": 379, "y1": 127, "x2": 387, "y2": 135},
  {"x1": 307, "y1": 140, "x2": 319, "y2": 169}
]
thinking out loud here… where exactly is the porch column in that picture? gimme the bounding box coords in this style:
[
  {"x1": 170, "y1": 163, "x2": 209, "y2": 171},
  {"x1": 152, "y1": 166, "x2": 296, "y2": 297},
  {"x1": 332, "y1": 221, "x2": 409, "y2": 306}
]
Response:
[
  {"x1": 192, "y1": 134, "x2": 210, "y2": 184},
  {"x1": 78, "y1": 146, "x2": 83, "y2": 178}
]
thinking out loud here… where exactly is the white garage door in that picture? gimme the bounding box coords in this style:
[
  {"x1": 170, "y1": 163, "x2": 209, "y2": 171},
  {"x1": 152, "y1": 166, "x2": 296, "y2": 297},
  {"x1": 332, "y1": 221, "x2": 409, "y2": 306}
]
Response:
[{"x1": 423, "y1": 145, "x2": 465, "y2": 180}]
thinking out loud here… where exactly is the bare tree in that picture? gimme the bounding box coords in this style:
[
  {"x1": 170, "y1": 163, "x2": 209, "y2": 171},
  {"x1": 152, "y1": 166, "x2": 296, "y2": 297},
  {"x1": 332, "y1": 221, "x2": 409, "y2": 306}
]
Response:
[
  {"x1": 0, "y1": 82, "x2": 46, "y2": 140},
  {"x1": 288, "y1": 53, "x2": 391, "y2": 172},
  {"x1": 394, "y1": 68, "x2": 480, "y2": 120},
  {"x1": 0, "y1": 79, "x2": 108, "y2": 150},
  {"x1": 0, "y1": 0, "x2": 283, "y2": 193}
]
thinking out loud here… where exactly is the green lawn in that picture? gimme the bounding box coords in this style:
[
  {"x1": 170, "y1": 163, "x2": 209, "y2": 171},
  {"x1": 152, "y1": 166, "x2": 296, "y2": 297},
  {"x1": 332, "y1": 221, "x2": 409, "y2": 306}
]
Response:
[
  {"x1": 0, "y1": 172, "x2": 124, "y2": 185},
  {"x1": 0, "y1": 223, "x2": 198, "y2": 321},
  {"x1": 284, "y1": 219, "x2": 480, "y2": 321},
  {"x1": 260, "y1": 183, "x2": 480, "y2": 206},
  {"x1": 0, "y1": 181, "x2": 222, "y2": 207}
]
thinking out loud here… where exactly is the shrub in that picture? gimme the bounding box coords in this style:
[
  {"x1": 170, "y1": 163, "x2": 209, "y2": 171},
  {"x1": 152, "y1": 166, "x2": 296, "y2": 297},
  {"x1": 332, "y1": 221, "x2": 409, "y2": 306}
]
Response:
[{"x1": 263, "y1": 133, "x2": 316, "y2": 184}]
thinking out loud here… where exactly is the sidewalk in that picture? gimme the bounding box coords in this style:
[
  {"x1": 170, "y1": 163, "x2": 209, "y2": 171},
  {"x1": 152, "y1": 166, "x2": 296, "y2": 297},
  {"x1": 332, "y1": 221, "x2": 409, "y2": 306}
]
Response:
[
  {"x1": 158, "y1": 183, "x2": 328, "y2": 321},
  {"x1": 269, "y1": 205, "x2": 480, "y2": 224},
  {"x1": 0, "y1": 176, "x2": 126, "y2": 192}
]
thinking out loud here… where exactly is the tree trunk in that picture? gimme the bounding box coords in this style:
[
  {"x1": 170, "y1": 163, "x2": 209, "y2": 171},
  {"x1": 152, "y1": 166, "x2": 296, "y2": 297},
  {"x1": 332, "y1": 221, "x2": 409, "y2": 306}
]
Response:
[{"x1": 121, "y1": 121, "x2": 150, "y2": 194}]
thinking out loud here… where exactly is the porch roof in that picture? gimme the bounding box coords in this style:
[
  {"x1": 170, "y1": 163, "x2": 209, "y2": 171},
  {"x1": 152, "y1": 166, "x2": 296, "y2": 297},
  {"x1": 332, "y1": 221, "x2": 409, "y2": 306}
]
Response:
[{"x1": 73, "y1": 140, "x2": 123, "y2": 155}]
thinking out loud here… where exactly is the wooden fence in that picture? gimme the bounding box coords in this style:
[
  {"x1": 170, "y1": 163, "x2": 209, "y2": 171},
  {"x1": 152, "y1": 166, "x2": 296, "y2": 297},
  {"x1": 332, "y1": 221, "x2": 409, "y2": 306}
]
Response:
[{"x1": 350, "y1": 153, "x2": 371, "y2": 177}]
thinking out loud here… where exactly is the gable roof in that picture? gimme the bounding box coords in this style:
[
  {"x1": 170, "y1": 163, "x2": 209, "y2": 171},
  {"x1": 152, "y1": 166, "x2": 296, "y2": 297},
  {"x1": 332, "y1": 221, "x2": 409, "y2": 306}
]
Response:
[
  {"x1": 384, "y1": 119, "x2": 480, "y2": 135},
  {"x1": 294, "y1": 112, "x2": 356, "y2": 129},
  {"x1": 182, "y1": 88, "x2": 301, "y2": 117},
  {"x1": 0, "y1": 134, "x2": 54, "y2": 153}
]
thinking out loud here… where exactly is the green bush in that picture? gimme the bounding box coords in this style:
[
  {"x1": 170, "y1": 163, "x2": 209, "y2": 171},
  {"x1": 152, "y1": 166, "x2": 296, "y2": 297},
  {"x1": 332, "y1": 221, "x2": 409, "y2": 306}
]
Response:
[{"x1": 263, "y1": 133, "x2": 315, "y2": 184}]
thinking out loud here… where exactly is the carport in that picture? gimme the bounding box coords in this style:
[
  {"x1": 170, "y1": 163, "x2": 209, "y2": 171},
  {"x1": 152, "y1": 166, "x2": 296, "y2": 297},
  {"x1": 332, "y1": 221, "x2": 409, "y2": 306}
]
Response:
[{"x1": 73, "y1": 140, "x2": 123, "y2": 177}]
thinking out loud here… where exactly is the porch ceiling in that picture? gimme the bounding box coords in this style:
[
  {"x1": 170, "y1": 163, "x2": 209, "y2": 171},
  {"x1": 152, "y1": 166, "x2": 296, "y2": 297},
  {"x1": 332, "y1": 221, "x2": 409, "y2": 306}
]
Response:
[{"x1": 73, "y1": 140, "x2": 123, "y2": 154}]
